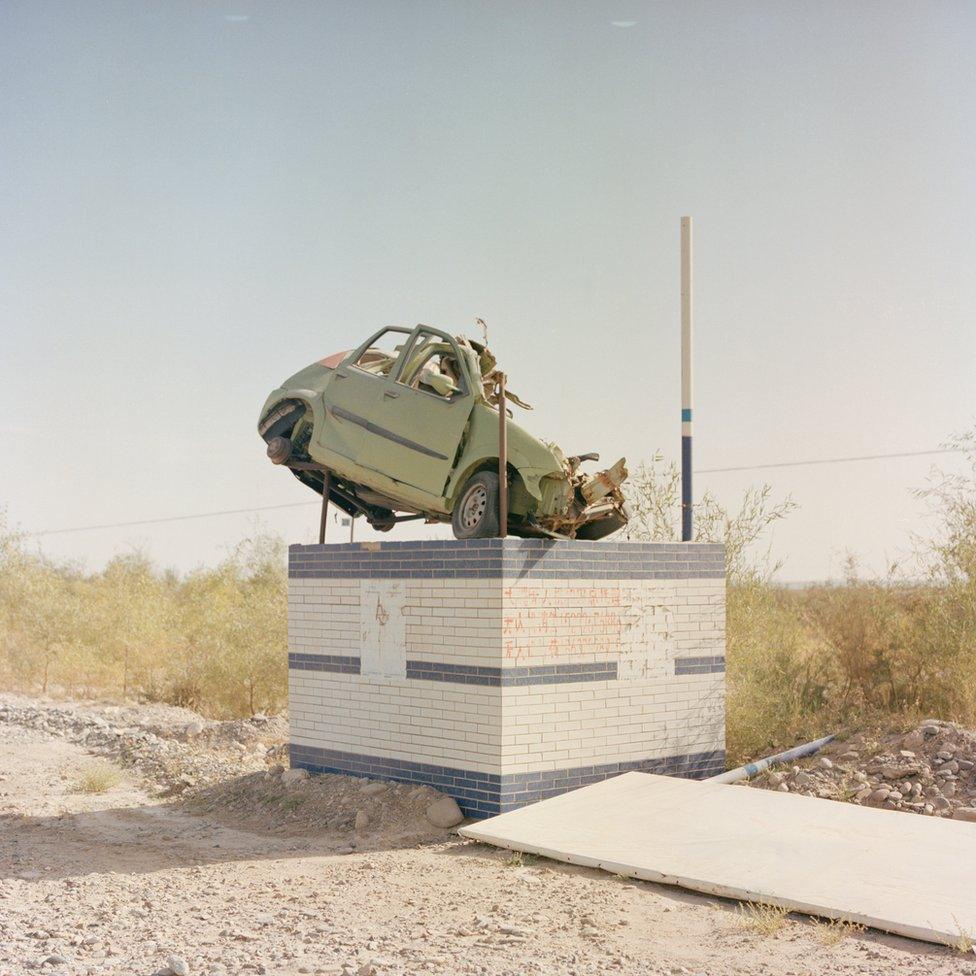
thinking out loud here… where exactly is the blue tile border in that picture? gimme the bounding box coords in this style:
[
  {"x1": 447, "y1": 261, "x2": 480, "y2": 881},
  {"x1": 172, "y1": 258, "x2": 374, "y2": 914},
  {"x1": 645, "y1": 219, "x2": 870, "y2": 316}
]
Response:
[
  {"x1": 288, "y1": 652, "x2": 361, "y2": 674},
  {"x1": 288, "y1": 744, "x2": 503, "y2": 818},
  {"x1": 289, "y1": 743, "x2": 727, "y2": 818},
  {"x1": 288, "y1": 539, "x2": 725, "y2": 582},
  {"x1": 497, "y1": 750, "x2": 727, "y2": 811},
  {"x1": 674, "y1": 655, "x2": 726, "y2": 675},
  {"x1": 404, "y1": 660, "x2": 618, "y2": 686},
  {"x1": 286, "y1": 655, "x2": 618, "y2": 685}
]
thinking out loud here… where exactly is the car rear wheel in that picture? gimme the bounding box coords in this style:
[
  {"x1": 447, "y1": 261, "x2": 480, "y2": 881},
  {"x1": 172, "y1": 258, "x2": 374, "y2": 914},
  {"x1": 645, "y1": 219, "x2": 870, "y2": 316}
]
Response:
[{"x1": 452, "y1": 472, "x2": 501, "y2": 539}]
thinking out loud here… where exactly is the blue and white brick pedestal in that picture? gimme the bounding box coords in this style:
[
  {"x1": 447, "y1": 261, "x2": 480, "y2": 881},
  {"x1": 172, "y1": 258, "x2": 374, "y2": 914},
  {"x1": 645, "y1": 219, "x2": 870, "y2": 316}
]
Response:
[{"x1": 288, "y1": 539, "x2": 726, "y2": 818}]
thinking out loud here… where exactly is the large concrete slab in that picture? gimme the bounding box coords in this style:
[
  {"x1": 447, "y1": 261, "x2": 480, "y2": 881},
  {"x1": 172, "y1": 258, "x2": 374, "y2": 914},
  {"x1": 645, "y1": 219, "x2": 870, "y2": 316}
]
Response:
[{"x1": 459, "y1": 771, "x2": 976, "y2": 946}]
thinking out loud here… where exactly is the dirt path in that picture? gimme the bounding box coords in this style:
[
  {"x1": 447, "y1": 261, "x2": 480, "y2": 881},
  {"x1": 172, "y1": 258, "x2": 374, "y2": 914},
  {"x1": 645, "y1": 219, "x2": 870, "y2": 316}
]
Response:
[{"x1": 2, "y1": 717, "x2": 975, "y2": 976}]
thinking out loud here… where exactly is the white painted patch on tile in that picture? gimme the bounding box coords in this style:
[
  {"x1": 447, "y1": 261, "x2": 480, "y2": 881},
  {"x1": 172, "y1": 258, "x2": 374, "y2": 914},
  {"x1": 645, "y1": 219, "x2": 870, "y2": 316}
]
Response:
[
  {"x1": 360, "y1": 580, "x2": 407, "y2": 679},
  {"x1": 619, "y1": 597, "x2": 673, "y2": 679}
]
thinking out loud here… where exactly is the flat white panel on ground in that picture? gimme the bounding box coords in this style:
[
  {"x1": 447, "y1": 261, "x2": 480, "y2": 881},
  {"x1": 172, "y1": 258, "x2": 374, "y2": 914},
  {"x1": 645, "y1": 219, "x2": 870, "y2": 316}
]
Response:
[{"x1": 459, "y1": 772, "x2": 976, "y2": 946}]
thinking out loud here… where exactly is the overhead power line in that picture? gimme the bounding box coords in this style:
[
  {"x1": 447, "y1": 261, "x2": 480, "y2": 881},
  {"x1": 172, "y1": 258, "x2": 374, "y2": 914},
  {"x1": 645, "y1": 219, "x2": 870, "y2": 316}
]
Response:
[
  {"x1": 24, "y1": 447, "x2": 966, "y2": 537},
  {"x1": 29, "y1": 501, "x2": 318, "y2": 537},
  {"x1": 696, "y1": 447, "x2": 963, "y2": 475}
]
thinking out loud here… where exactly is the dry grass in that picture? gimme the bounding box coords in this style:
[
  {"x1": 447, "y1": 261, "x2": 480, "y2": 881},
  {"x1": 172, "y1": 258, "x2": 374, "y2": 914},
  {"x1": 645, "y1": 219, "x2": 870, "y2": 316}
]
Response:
[
  {"x1": 725, "y1": 574, "x2": 976, "y2": 765},
  {"x1": 504, "y1": 850, "x2": 525, "y2": 868},
  {"x1": 3, "y1": 548, "x2": 976, "y2": 763},
  {"x1": 0, "y1": 528, "x2": 287, "y2": 719},
  {"x1": 737, "y1": 901, "x2": 791, "y2": 937},
  {"x1": 71, "y1": 763, "x2": 122, "y2": 794},
  {"x1": 954, "y1": 933, "x2": 974, "y2": 956},
  {"x1": 627, "y1": 435, "x2": 976, "y2": 767},
  {"x1": 810, "y1": 917, "x2": 866, "y2": 946},
  {"x1": 836, "y1": 783, "x2": 863, "y2": 802},
  {"x1": 952, "y1": 917, "x2": 975, "y2": 955},
  {"x1": 3, "y1": 432, "x2": 976, "y2": 754}
]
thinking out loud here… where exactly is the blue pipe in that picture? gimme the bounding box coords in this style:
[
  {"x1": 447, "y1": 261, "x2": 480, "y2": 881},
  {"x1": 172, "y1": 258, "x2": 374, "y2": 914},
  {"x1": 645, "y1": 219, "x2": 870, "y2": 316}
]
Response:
[{"x1": 706, "y1": 734, "x2": 836, "y2": 785}]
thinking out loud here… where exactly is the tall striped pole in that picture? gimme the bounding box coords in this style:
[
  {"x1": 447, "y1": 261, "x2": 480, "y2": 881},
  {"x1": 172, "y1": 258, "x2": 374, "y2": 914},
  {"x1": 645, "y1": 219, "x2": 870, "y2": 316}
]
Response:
[
  {"x1": 498, "y1": 373, "x2": 508, "y2": 537},
  {"x1": 680, "y1": 216, "x2": 693, "y2": 542}
]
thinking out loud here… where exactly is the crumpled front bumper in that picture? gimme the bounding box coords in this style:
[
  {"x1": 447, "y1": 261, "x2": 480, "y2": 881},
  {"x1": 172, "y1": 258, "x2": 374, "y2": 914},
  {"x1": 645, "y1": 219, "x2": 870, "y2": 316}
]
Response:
[{"x1": 533, "y1": 457, "x2": 630, "y2": 539}]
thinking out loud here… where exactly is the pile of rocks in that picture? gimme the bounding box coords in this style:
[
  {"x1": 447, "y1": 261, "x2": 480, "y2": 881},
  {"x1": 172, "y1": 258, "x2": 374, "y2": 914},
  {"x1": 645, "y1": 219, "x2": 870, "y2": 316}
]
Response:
[
  {"x1": 179, "y1": 712, "x2": 288, "y2": 749},
  {"x1": 0, "y1": 692, "x2": 465, "y2": 840},
  {"x1": 189, "y1": 764, "x2": 463, "y2": 841},
  {"x1": 749, "y1": 719, "x2": 976, "y2": 821},
  {"x1": 0, "y1": 693, "x2": 283, "y2": 795}
]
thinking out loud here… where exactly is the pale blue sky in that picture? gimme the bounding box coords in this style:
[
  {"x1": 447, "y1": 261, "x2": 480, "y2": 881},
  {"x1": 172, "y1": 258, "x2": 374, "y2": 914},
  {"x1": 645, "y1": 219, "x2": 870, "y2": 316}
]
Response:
[{"x1": 2, "y1": 1, "x2": 974, "y2": 579}]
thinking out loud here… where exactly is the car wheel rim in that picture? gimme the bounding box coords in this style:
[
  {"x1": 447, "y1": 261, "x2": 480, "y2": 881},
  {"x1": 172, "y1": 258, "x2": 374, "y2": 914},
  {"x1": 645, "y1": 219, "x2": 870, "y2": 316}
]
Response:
[{"x1": 460, "y1": 484, "x2": 488, "y2": 529}]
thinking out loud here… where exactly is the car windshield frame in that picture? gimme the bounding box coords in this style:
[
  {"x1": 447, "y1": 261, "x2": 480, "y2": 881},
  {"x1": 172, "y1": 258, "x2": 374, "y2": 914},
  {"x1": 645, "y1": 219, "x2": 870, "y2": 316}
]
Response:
[{"x1": 345, "y1": 326, "x2": 414, "y2": 380}]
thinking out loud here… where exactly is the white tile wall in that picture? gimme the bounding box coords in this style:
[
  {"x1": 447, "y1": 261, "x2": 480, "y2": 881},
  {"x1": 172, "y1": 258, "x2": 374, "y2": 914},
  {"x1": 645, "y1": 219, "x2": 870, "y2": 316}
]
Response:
[{"x1": 289, "y1": 572, "x2": 725, "y2": 778}]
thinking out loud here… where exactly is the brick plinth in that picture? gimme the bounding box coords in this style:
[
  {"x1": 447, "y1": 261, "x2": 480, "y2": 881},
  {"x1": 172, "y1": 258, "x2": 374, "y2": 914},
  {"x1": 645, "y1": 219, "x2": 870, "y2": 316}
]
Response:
[{"x1": 288, "y1": 539, "x2": 726, "y2": 817}]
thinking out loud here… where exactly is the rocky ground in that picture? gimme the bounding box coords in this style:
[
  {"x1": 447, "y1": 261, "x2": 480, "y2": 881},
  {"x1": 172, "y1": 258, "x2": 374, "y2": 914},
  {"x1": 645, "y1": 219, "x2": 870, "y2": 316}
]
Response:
[
  {"x1": 1, "y1": 694, "x2": 976, "y2": 976},
  {"x1": 747, "y1": 720, "x2": 976, "y2": 821},
  {"x1": 0, "y1": 695, "x2": 458, "y2": 849},
  {"x1": 0, "y1": 695, "x2": 289, "y2": 797}
]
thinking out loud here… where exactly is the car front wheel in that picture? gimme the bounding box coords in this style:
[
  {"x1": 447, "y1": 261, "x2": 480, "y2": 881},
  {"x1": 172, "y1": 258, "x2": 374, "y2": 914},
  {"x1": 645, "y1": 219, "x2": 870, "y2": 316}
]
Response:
[{"x1": 452, "y1": 471, "x2": 501, "y2": 539}]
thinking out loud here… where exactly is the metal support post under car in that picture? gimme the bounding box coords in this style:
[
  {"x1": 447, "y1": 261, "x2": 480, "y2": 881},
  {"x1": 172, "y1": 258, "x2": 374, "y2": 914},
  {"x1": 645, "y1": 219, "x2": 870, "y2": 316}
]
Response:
[
  {"x1": 318, "y1": 469, "x2": 330, "y2": 544},
  {"x1": 498, "y1": 373, "x2": 508, "y2": 537}
]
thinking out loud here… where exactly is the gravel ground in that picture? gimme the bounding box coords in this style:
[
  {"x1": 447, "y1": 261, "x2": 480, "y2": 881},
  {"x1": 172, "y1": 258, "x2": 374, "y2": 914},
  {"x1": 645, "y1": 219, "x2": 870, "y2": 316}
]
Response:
[
  {"x1": 747, "y1": 720, "x2": 976, "y2": 821},
  {"x1": 0, "y1": 694, "x2": 289, "y2": 796},
  {"x1": 1, "y1": 694, "x2": 975, "y2": 976}
]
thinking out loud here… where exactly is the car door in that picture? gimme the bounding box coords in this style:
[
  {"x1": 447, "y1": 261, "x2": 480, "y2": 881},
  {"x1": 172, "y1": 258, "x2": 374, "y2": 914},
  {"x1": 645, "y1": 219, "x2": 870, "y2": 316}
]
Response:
[
  {"x1": 316, "y1": 327, "x2": 413, "y2": 462},
  {"x1": 361, "y1": 327, "x2": 476, "y2": 497}
]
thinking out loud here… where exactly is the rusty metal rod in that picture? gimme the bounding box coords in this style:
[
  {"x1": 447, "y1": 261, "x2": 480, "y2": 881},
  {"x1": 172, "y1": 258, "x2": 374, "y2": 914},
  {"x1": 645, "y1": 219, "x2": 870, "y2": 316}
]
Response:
[
  {"x1": 318, "y1": 469, "x2": 331, "y2": 544},
  {"x1": 498, "y1": 374, "x2": 508, "y2": 537}
]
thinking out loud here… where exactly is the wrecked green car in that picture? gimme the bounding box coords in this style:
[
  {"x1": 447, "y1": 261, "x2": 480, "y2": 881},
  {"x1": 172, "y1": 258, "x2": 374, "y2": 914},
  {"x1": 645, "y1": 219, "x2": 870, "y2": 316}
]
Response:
[{"x1": 258, "y1": 325, "x2": 628, "y2": 539}]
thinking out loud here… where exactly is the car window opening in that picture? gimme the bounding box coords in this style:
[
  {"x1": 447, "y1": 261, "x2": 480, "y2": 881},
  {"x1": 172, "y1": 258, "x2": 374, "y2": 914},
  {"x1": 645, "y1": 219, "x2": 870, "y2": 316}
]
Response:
[
  {"x1": 354, "y1": 341, "x2": 406, "y2": 377},
  {"x1": 400, "y1": 346, "x2": 462, "y2": 399},
  {"x1": 395, "y1": 329, "x2": 465, "y2": 399}
]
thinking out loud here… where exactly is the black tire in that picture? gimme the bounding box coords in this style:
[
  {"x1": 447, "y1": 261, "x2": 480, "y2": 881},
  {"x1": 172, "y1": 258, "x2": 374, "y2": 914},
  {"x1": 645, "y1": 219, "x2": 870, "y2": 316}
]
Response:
[{"x1": 452, "y1": 471, "x2": 501, "y2": 539}]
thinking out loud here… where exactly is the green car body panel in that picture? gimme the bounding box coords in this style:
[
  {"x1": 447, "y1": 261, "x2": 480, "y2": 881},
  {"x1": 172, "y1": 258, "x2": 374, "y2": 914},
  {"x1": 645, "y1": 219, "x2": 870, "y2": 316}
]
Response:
[{"x1": 258, "y1": 324, "x2": 628, "y2": 538}]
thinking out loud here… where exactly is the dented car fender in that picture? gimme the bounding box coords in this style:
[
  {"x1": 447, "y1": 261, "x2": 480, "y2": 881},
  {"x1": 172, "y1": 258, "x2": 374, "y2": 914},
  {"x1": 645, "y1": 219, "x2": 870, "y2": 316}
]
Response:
[
  {"x1": 258, "y1": 386, "x2": 324, "y2": 441},
  {"x1": 446, "y1": 404, "x2": 562, "y2": 506}
]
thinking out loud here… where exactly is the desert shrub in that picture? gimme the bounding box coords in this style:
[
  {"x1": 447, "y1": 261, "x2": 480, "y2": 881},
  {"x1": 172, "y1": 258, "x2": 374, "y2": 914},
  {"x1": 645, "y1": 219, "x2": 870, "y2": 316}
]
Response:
[
  {"x1": 173, "y1": 534, "x2": 288, "y2": 717},
  {"x1": 625, "y1": 442, "x2": 976, "y2": 764},
  {"x1": 71, "y1": 762, "x2": 122, "y2": 794},
  {"x1": 623, "y1": 457, "x2": 797, "y2": 582},
  {"x1": 0, "y1": 516, "x2": 286, "y2": 718},
  {"x1": 2, "y1": 432, "x2": 975, "y2": 748},
  {"x1": 912, "y1": 428, "x2": 976, "y2": 722},
  {"x1": 92, "y1": 552, "x2": 171, "y2": 698},
  {"x1": 725, "y1": 579, "x2": 837, "y2": 763},
  {"x1": 787, "y1": 432, "x2": 976, "y2": 740},
  {"x1": 810, "y1": 917, "x2": 865, "y2": 946},
  {"x1": 0, "y1": 543, "x2": 90, "y2": 695},
  {"x1": 737, "y1": 901, "x2": 792, "y2": 937}
]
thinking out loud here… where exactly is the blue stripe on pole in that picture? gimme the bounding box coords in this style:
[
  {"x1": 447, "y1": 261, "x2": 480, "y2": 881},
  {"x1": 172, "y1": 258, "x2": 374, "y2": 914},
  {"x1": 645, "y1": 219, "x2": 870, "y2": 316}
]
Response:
[
  {"x1": 681, "y1": 435, "x2": 693, "y2": 542},
  {"x1": 681, "y1": 408, "x2": 692, "y2": 422}
]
